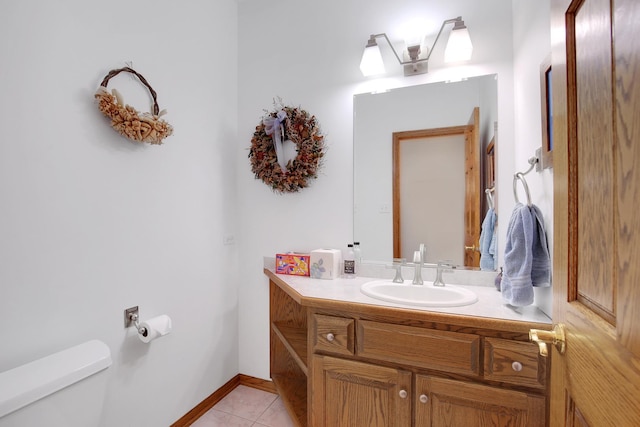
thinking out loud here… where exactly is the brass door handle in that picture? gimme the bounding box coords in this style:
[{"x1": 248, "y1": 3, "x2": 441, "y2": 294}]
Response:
[
  {"x1": 529, "y1": 324, "x2": 566, "y2": 357},
  {"x1": 464, "y1": 245, "x2": 479, "y2": 251}
]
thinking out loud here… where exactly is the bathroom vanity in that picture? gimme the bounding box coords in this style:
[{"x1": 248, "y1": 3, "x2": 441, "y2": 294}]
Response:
[{"x1": 265, "y1": 268, "x2": 552, "y2": 427}]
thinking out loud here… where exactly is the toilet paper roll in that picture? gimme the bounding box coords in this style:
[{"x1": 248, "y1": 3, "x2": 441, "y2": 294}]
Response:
[{"x1": 138, "y1": 315, "x2": 172, "y2": 343}]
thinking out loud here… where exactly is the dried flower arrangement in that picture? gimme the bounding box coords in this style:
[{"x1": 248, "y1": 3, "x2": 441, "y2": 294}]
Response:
[
  {"x1": 249, "y1": 101, "x2": 325, "y2": 193},
  {"x1": 95, "y1": 67, "x2": 173, "y2": 145}
]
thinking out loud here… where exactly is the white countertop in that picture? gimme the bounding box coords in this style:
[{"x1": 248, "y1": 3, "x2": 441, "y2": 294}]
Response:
[{"x1": 265, "y1": 261, "x2": 551, "y2": 325}]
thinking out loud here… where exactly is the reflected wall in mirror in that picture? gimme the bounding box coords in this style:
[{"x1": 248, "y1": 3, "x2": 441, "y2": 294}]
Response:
[{"x1": 353, "y1": 74, "x2": 498, "y2": 269}]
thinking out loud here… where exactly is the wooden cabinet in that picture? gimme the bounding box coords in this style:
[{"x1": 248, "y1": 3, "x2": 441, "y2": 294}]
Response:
[
  {"x1": 483, "y1": 337, "x2": 547, "y2": 390},
  {"x1": 312, "y1": 314, "x2": 354, "y2": 356},
  {"x1": 268, "y1": 275, "x2": 550, "y2": 427},
  {"x1": 415, "y1": 375, "x2": 545, "y2": 427},
  {"x1": 311, "y1": 355, "x2": 411, "y2": 427},
  {"x1": 269, "y1": 280, "x2": 308, "y2": 426},
  {"x1": 357, "y1": 320, "x2": 480, "y2": 376}
]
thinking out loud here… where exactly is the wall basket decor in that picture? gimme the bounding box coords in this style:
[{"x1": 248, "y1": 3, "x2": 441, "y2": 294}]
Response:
[
  {"x1": 95, "y1": 67, "x2": 173, "y2": 145},
  {"x1": 249, "y1": 100, "x2": 325, "y2": 193}
]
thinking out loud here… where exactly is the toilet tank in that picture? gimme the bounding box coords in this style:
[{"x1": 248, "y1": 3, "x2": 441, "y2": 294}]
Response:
[{"x1": 0, "y1": 340, "x2": 112, "y2": 427}]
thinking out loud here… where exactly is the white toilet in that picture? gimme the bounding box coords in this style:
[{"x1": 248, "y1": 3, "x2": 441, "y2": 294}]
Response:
[{"x1": 0, "y1": 340, "x2": 111, "y2": 427}]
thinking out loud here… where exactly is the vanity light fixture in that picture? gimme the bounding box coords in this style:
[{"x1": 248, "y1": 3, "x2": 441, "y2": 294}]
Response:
[{"x1": 359, "y1": 16, "x2": 473, "y2": 77}]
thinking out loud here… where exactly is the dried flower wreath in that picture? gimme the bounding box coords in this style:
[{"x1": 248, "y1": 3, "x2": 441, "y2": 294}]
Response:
[
  {"x1": 94, "y1": 67, "x2": 173, "y2": 145},
  {"x1": 249, "y1": 101, "x2": 325, "y2": 193}
]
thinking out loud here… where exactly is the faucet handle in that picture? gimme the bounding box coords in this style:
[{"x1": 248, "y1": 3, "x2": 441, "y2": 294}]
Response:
[
  {"x1": 433, "y1": 260, "x2": 455, "y2": 287},
  {"x1": 386, "y1": 258, "x2": 406, "y2": 283},
  {"x1": 437, "y1": 260, "x2": 456, "y2": 272}
]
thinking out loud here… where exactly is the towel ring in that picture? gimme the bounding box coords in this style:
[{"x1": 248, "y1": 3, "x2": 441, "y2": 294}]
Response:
[
  {"x1": 513, "y1": 172, "x2": 532, "y2": 206},
  {"x1": 485, "y1": 188, "x2": 495, "y2": 210}
]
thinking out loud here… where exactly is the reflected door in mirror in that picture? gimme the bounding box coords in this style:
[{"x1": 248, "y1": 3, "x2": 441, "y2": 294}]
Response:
[
  {"x1": 393, "y1": 131, "x2": 466, "y2": 265},
  {"x1": 392, "y1": 110, "x2": 481, "y2": 268}
]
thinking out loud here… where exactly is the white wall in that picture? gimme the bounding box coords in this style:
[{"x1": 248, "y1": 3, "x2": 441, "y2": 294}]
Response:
[
  {"x1": 0, "y1": 1, "x2": 239, "y2": 425},
  {"x1": 512, "y1": 0, "x2": 553, "y2": 316},
  {"x1": 237, "y1": 0, "x2": 516, "y2": 380}
]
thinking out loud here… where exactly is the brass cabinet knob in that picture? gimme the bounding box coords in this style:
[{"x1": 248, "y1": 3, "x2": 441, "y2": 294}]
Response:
[
  {"x1": 399, "y1": 389, "x2": 408, "y2": 399},
  {"x1": 529, "y1": 324, "x2": 566, "y2": 357},
  {"x1": 326, "y1": 333, "x2": 335, "y2": 342}
]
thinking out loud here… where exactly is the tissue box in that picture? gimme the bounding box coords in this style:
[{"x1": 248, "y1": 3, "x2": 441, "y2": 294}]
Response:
[
  {"x1": 276, "y1": 253, "x2": 310, "y2": 276},
  {"x1": 310, "y1": 249, "x2": 342, "y2": 279}
]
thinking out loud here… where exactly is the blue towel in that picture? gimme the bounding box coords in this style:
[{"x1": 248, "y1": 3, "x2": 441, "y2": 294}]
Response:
[
  {"x1": 501, "y1": 203, "x2": 535, "y2": 306},
  {"x1": 530, "y1": 204, "x2": 551, "y2": 287},
  {"x1": 489, "y1": 223, "x2": 498, "y2": 268},
  {"x1": 479, "y1": 208, "x2": 497, "y2": 271},
  {"x1": 501, "y1": 203, "x2": 551, "y2": 306}
]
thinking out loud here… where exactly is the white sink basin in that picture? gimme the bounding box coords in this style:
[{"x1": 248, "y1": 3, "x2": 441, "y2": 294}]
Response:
[{"x1": 360, "y1": 280, "x2": 478, "y2": 307}]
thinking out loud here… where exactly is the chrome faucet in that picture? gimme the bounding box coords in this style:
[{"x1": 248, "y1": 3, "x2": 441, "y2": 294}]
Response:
[
  {"x1": 412, "y1": 244, "x2": 426, "y2": 285},
  {"x1": 433, "y1": 261, "x2": 455, "y2": 287}
]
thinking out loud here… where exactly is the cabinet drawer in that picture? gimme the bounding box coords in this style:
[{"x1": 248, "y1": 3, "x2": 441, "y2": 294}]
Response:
[
  {"x1": 357, "y1": 320, "x2": 480, "y2": 376},
  {"x1": 312, "y1": 314, "x2": 355, "y2": 356},
  {"x1": 484, "y1": 338, "x2": 546, "y2": 389}
]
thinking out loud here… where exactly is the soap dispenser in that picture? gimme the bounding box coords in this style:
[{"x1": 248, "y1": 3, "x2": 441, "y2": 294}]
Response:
[{"x1": 343, "y1": 244, "x2": 356, "y2": 278}]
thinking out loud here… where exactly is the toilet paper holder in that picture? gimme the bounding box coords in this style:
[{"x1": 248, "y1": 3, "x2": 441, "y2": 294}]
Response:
[{"x1": 124, "y1": 306, "x2": 148, "y2": 338}]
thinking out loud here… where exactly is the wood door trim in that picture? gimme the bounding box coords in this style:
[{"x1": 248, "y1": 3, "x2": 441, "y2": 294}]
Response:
[
  {"x1": 550, "y1": 0, "x2": 574, "y2": 422},
  {"x1": 465, "y1": 107, "x2": 481, "y2": 268},
  {"x1": 565, "y1": 0, "x2": 582, "y2": 305}
]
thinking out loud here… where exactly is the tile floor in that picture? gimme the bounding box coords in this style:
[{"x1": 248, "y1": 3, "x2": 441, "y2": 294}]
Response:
[{"x1": 191, "y1": 385, "x2": 295, "y2": 427}]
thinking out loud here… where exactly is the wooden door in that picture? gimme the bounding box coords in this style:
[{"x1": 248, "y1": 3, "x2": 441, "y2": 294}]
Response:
[
  {"x1": 549, "y1": 0, "x2": 640, "y2": 425},
  {"x1": 414, "y1": 375, "x2": 545, "y2": 427},
  {"x1": 310, "y1": 355, "x2": 411, "y2": 427}
]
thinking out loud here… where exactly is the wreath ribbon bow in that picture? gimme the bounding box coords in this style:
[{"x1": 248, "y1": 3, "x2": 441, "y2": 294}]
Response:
[{"x1": 263, "y1": 110, "x2": 288, "y2": 172}]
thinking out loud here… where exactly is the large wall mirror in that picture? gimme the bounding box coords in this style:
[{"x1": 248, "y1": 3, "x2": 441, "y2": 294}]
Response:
[{"x1": 353, "y1": 74, "x2": 498, "y2": 269}]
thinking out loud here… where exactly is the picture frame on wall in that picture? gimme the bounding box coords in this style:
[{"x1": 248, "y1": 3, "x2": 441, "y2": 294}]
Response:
[{"x1": 540, "y1": 53, "x2": 553, "y2": 169}]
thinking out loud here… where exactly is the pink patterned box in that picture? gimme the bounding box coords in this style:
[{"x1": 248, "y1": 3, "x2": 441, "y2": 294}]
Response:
[{"x1": 275, "y1": 253, "x2": 311, "y2": 276}]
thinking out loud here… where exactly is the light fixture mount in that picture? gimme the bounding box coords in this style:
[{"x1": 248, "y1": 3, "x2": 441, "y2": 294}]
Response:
[{"x1": 360, "y1": 16, "x2": 472, "y2": 77}]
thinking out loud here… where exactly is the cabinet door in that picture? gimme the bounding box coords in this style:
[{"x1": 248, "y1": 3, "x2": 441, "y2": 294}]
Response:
[
  {"x1": 310, "y1": 355, "x2": 411, "y2": 427},
  {"x1": 415, "y1": 375, "x2": 545, "y2": 427}
]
